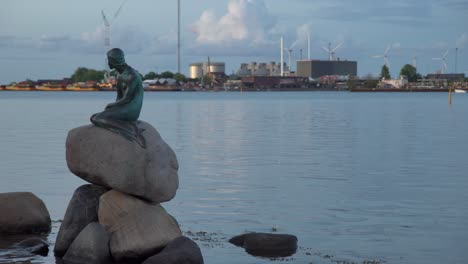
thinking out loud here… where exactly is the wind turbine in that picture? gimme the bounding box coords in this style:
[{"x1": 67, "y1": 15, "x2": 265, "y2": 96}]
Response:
[
  {"x1": 372, "y1": 45, "x2": 392, "y2": 67},
  {"x1": 285, "y1": 39, "x2": 298, "y2": 72},
  {"x1": 432, "y1": 49, "x2": 449, "y2": 74},
  {"x1": 101, "y1": 1, "x2": 127, "y2": 49},
  {"x1": 101, "y1": 0, "x2": 127, "y2": 80},
  {"x1": 322, "y1": 42, "x2": 342, "y2": 61},
  {"x1": 101, "y1": 11, "x2": 111, "y2": 49},
  {"x1": 412, "y1": 56, "x2": 417, "y2": 69}
]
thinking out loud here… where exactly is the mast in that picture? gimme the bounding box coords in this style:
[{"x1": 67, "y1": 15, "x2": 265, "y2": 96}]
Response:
[
  {"x1": 177, "y1": 0, "x2": 181, "y2": 73},
  {"x1": 280, "y1": 35, "x2": 284, "y2": 76}
]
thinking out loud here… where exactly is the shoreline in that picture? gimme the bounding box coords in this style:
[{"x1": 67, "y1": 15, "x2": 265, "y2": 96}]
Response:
[{"x1": 0, "y1": 87, "x2": 465, "y2": 93}]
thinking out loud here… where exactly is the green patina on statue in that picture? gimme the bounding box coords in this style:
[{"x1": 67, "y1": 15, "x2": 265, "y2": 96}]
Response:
[{"x1": 90, "y1": 48, "x2": 146, "y2": 147}]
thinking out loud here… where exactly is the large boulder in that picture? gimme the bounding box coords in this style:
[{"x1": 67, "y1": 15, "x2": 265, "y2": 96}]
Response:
[
  {"x1": 63, "y1": 222, "x2": 111, "y2": 264},
  {"x1": 143, "y1": 236, "x2": 204, "y2": 264},
  {"x1": 229, "y1": 232, "x2": 298, "y2": 257},
  {"x1": 98, "y1": 190, "x2": 182, "y2": 262},
  {"x1": 0, "y1": 192, "x2": 51, "y2": 234},
  {"x1": 54, "y1": 184, "x2": 108, "y2": 257},
  {"x1": 66, "y1": 121, "x2": 179, "y2": 203}
]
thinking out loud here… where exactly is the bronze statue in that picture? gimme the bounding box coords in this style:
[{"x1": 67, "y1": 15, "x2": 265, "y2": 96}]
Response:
[{"x1": 91, "y1": 48, "x2": 146, "y2": 147}]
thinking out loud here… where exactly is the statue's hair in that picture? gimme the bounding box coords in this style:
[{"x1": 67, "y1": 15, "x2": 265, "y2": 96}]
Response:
[{"x1": 107, "y1": 48, "x2": 126, "y2": 66}]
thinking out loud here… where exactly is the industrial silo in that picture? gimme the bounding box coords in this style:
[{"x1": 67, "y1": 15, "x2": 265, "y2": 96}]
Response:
[
  {"x1": 208, "y1": 62, "x2": 225, "y2": 74},
  {"x1": 189, "y1": 63, "x2": 203, "y2": 79}
]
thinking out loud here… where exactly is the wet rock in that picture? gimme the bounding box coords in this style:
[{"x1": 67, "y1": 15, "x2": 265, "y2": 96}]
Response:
[
  {"x1": 98, "y1": 190, "x2": 182, "y2": 262},
  {"x1": 0, "y1": 236, "x2": 49, "y2": 259},
  {"x1": 16, "y1": 237, "x2": 49, "y2": 256},
  {"x1": 63, "y1": 222, "x2": 111, "y2": 264},
  {"x1": 66, "y1": 121, "x2": 179, "y2": 203},
  {"x1": 229, "y1": 232, "x2": 298, "y2": 257},
  {"x1": 54, "y1": 184, "x2": 108, "y2": 257},
  {"x1": 0, "y1": 192, "x2": 51, "y2": 234},
  {"x1": 143, "y1": 236, "x2": 204, "y2": 264}
]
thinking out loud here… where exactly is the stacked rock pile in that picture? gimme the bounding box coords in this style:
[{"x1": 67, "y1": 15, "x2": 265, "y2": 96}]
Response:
[{"x1": 55, "y1": 121, "x2": 204, "y2": 264}]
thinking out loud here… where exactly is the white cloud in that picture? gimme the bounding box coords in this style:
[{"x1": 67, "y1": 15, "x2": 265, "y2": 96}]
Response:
[
  {"x1": 191, "y1": 0, "x2": 276, "y2": 45},
  {"x1": 80, "y1": 26, "x2": 105, "y2": 44},
  {"x1": 456, "y1": 33, "x2": 468, "y2": 48},
  {"x1": 296, "y1": 24, "x2": 312, "y2": 43},
  {"x1": 79, "y1": 25, "x2": 149, "y2": 54}
]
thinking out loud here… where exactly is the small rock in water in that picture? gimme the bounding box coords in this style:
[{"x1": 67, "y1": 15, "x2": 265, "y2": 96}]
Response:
[
  {"x1": 0, "y1": 192, "x2": 51, "y2": 234},
  {"x1": 15, "y1": 237, "x2": 49, "y2": 256},
  {"x1": 0, "y1": 236, "x2": 49, "y2": 259},
  {"x1": 229, "y1": 232, "x2": 298, "y2": 258}
]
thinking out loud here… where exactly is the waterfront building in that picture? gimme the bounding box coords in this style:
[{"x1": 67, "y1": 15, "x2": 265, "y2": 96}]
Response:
[
  {"x1": 37, "y1": 78, "x2": 73, "y2": 86},
  {"x1": 379, "y1": 76, "x2": 408, "y2": 89},
  {"x1": 426, "y1": 73, "x2": 465, "y2": 82},
  {"x1": 296, "y1": 60, "x2": 357, "y2": 78},
  {"x1": 237, "y1": 62, "x2": 288, "y2": 77},
  {"x1": 241, "y1": 76, "x2": 307, "y2": 90}
]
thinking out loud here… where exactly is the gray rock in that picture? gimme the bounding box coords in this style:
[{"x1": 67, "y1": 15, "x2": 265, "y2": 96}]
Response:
[
  {"x1": 143, "y1": 236, "x2": 204, "y2": 264},
  {"x1": 1, "y1": 236, "x2": 49, "y2": 259},
  {"x1": 63, "y1": 222, "x2": 110, "y2": 264},
  {"x1": 54, "y1": 184, "x2": 108, "y2": 257},
  {"x1": 98, "y1": 190, "x2": 182, "y2": 262},
  {"x1": 0, "y1": 192, "x2": 51, "y2": 234},
  {"x1": 66, "y1": 121, "x2": 179, "y2": 203},
  {"x1": 229, "y1": 232, "x2": 298, "y2": 257},
  {"x1": 16, "y1": 237, "x2": 49, "y2": 256}
]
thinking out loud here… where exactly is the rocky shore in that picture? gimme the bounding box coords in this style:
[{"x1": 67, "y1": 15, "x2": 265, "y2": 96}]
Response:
[
  {"x1": 0, "y1": 120, "x2": 303, "y2": 264},
  {"x1": 0, "y1": 121, "x2": 204, "y2": 264}
]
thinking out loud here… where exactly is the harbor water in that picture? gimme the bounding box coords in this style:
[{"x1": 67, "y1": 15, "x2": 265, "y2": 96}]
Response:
[{"x1": 0, "y1": 91, "x2": 467, "y2": 264}]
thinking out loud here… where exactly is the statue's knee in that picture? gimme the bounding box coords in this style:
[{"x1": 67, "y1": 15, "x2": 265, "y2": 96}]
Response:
[{"x1": 90, "y1": 113, "x2": 102, "y2": 125}]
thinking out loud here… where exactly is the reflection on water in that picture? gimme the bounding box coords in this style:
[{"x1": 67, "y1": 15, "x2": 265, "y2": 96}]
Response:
[{"x1": 0, "y1": 91, "x2": 467, "y2": 264}]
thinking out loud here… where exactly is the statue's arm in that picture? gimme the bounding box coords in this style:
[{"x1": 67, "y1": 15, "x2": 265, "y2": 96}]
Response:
[
  {"x1": 116, "y1": 86, "x2": 123, "y2": 100},
  {"x1": 106, "y1": 86, "x2": 124, "y2": 109},
  {"x1": 106, "y1": 74, "x2": 137, "y2": 109}
]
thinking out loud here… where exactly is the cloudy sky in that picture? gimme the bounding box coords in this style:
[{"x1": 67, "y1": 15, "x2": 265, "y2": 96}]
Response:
[{"x1": 0, "y1": 0, "x2": 467, "y2": 84}]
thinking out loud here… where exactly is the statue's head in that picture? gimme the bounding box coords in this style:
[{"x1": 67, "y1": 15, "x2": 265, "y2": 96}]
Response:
[{"x1": 107, "y1": 48, "x2": 126, "y2": 69}]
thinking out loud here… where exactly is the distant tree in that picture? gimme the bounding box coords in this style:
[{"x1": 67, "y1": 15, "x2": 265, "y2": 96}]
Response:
[
  {"x1": 364, "y1": 79, "x2": 379, "y2": 88},
  {"x1": 228, "y1": 74, "x2": 241, "y2": 80},
  {"x1": 363, "y1": 73, "x2": 377, "y2": 80},
  {"x1": 173, "y1": 73, "x2": 187, "y2": 82},
  {"x1": 89, "y1": 69, "x2": 105, "y2": 82},
  {"x1": 25, "y1": 79, "x2": 35, "y2": 86},
  {"x1": 160, "y1": 71, "x2": 174, "y2": 79},
  {"x1": 144, "y1": 71, "x2": 160, "y2": 80},
  {"x1": 380, "y1": 65, "x2": 391, "y2": 79},
  {"x1": 400, "y1": 64, "x2": 419, "y2": 82},
  {"x1": 346, "y1": 75, "x2": 357, "y2": 89},
  {"x1": 202, "y1": 74, "x2": 212, "y2": 85},
  {"x1": 71, "y1": 67, "x2": 88, "y2": 82},
  {"x1": 71, "y1": 67, "x2": 105, "y2": 82}
]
